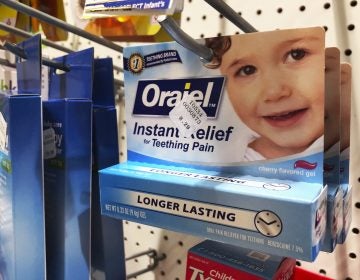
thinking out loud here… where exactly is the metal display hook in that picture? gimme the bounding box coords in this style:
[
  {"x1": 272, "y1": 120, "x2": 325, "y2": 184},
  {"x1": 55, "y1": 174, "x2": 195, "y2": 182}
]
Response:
[
  {"x1": 1, "y1": 42, "x2": 124, "y2": 88},
  {"x1": 0, "y1": 0, "x2": 123, "y2": 53},
  {"x1": 203, "y1": 0, "x2": 257, "y2": 33},
  {"x1": 1, "y1": 41, "x2": 70, "y2": 72},
  {"x1": 125, "y1": 249, "x2": 166, "y2": 279},
  {"x1": 156, "y1": 15, "x2": 214, "y2": 63},
  {"x1": 0, "y1": 22, "x2": 124, "y2": 73},
  {"x1": 157, "y1": 1, "x2": 256, "y2": 63},
  {"x1": 0, "y1": 57, "x2": 15, "y2": 68},
  {"x1": 0, "y1": 22, "x2": 74, "y2": 54}
]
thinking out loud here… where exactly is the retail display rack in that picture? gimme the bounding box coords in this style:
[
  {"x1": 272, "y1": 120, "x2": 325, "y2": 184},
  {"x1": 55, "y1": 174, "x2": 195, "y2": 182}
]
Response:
[{"x1": 0, "y1": 0, "x2": 359, "y2": 279}]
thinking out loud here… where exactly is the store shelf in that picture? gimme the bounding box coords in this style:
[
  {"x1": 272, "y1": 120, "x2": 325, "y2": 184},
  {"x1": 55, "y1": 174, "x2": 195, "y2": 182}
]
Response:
[{"x1": 3, "y1": 0, "x2": 358, "y2": 279}]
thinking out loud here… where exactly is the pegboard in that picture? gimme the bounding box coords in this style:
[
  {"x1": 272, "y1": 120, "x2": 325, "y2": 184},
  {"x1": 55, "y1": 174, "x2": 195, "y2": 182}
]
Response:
[{"x1": 41, "y1": 0, "x2": 360, "y2": 279}]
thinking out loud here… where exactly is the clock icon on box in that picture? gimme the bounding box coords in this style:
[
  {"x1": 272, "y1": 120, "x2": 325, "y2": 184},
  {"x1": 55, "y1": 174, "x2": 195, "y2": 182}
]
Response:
[{"x1": 254, "y1": 210, "x2": 282, "y2": 237}]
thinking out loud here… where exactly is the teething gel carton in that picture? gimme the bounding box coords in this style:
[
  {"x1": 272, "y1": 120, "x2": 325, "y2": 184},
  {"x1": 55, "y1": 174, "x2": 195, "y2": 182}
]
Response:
[
  {"x1": 123, "y1": 27, "x2": 326, "y2": 184},
  {"x1": 99, "y1": 27, "x2": 329, "y2": 262},
  {"x1": 99, "y1": 161, "x2": 327, "y2": 261},
  {"x1": 186, "y1": 240, "x2": 296, "y2": 280}
]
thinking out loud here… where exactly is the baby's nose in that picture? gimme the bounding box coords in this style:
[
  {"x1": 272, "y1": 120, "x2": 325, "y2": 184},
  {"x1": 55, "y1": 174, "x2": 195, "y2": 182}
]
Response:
[{"x1": 262, "y1": 72, "x2": 292, "y2": 101}]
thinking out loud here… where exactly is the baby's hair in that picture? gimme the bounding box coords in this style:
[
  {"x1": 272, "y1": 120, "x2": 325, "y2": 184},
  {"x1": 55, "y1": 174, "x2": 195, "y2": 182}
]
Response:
[{"x1": 204, "y1": 36, "x2": 232, "y2": 69}]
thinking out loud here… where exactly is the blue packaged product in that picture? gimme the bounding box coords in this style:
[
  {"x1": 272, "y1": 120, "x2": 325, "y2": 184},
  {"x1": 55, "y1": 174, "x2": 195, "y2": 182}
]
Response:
[
  {"x1": 99, "y1": 161, "x2": 327, "y2": 261},
  {"x1": 91, "y1": 58, "x2": 126, "y2": 279},
  {"x1": 43, "y1": 47, "x2": 94, "y2": 280},
  {"x1": 83, "y1": 0, "x2": 183, "y2": 16},
  {"x1": 321, "y1": 183, "x2": 343, "y2": 252},
  {"x1": 43, "y1": 99, "x2": 92, "y2": 280},
  {"x1": 0, "y1": 35, "x2": 45, "y2": 280},
  {"x1": 16, "y1": 35, "x2": 42, "y2": 95},
  {"x1": 0, "y1": 93, "x2": 44, "y2": 280}
]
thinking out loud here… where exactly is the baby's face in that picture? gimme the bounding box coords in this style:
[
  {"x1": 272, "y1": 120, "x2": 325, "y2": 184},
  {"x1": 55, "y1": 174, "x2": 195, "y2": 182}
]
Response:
[{"x1": 220, "y1": 28, "x2": 325, "y2": 151}]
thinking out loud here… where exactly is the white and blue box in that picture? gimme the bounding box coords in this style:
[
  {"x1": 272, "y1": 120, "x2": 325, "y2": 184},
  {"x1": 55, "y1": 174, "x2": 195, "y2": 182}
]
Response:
[
  {"x1": 123, "y1": 27, "x2": 326, "y2": 184},
  {"x1": 99, "y1": 161, "x2": 327, "y2": 261},
  {"x1": 99, "y1": 27, "x2": 329, "y2": 262}
]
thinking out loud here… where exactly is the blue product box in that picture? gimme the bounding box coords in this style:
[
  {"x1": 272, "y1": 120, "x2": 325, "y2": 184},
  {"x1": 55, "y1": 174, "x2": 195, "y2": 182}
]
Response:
[
  {"x1": 186, "y1": 240, "x2": 296, "y2": 280},
  {"x1": 91, "y1": 58, "x2": 126, "y2": 279},
  {"x1": 83, "y1": 0, "x2": 183, "y2": 16},
  {"x1": 0, "y1": 34, "x2": 45, "y2": 280},
  {"x1": 43, "y1": 47, "x2": 94, "y2": 280},
  {"x1": 43, "y1": 99, "x2": 92, "y2": 280},
  {"x1": 99, "y1": 161, "x2": 327, "y2": 261},
  {"x1": 340, "y1": 184, "x2": 352, "y2": 243},
  {"x1": 321, "y1": 184, "x2": 343, "y2": 252},
  {"x1": 16, "y1": 35, "x2": 42, "y2": 95},
  {"x1": 0, "y1": 92, "x2": 45, "y2": 280}
]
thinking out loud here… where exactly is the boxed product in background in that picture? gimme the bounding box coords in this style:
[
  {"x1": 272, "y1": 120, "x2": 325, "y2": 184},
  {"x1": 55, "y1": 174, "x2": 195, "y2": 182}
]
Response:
[
  {"x1": 321, "y1": 47, "x2": 343, "y2": 252},
  {"x1": 0, "y1": 35, "x2": 45, "y2": 280},
  {"x1": 43, "y1": 48, "x2": 93, "y2": 280},
  {"x1": 43, "y1": 99, "x2": 92, "y2": 280},
  {"x1": 100, "y1": 161, "x2": 327, "y2": 261},
  {"x1": 83, "y1": 0, "x2": 184, "y2": 17},
  {"x1": 339, "y1": 62, "x2": 352, "y2": 243},
  {"x1": 186, "y1": 239, "x2": 296, "y2": 280},
  {"x1": 321, "y1": 184, "x2": 343, "y2": 252},
  {"x1": 0, "y1": 92, "x2": 44, "y2": 280},
  {"x1": 91, "y1": 57, "x2": 126, "y2": 279}
]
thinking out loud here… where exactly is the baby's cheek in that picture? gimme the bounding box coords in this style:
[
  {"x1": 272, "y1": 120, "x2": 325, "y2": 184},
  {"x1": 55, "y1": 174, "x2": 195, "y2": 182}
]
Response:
[
  {"x1": 312, "y1": 114, "x2": 324, "y2": 138},
  {"x1": 305, "y1": 68, "x2": 324, "y2": 93}
]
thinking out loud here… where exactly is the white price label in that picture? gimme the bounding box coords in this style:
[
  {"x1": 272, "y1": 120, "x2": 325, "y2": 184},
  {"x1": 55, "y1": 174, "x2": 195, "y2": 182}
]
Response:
[
  {"x1": 0, "y1": 112, "x2": 7, "y2": 153},
  {"x1": 41, "y1": 65, "x2": 49, "y2": 100},
  {"x1": 169, "y1": 95, "x2": 207, "y2": 137},
  {"x1": 43, "y1": 128, "x2": 56, "y2": 159}
]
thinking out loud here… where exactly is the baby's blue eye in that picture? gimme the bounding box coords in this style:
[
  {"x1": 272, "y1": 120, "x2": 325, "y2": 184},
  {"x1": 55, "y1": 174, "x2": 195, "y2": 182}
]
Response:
[{"x1": 236, "y1": 65, "x2": 257, "y2": 76}]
